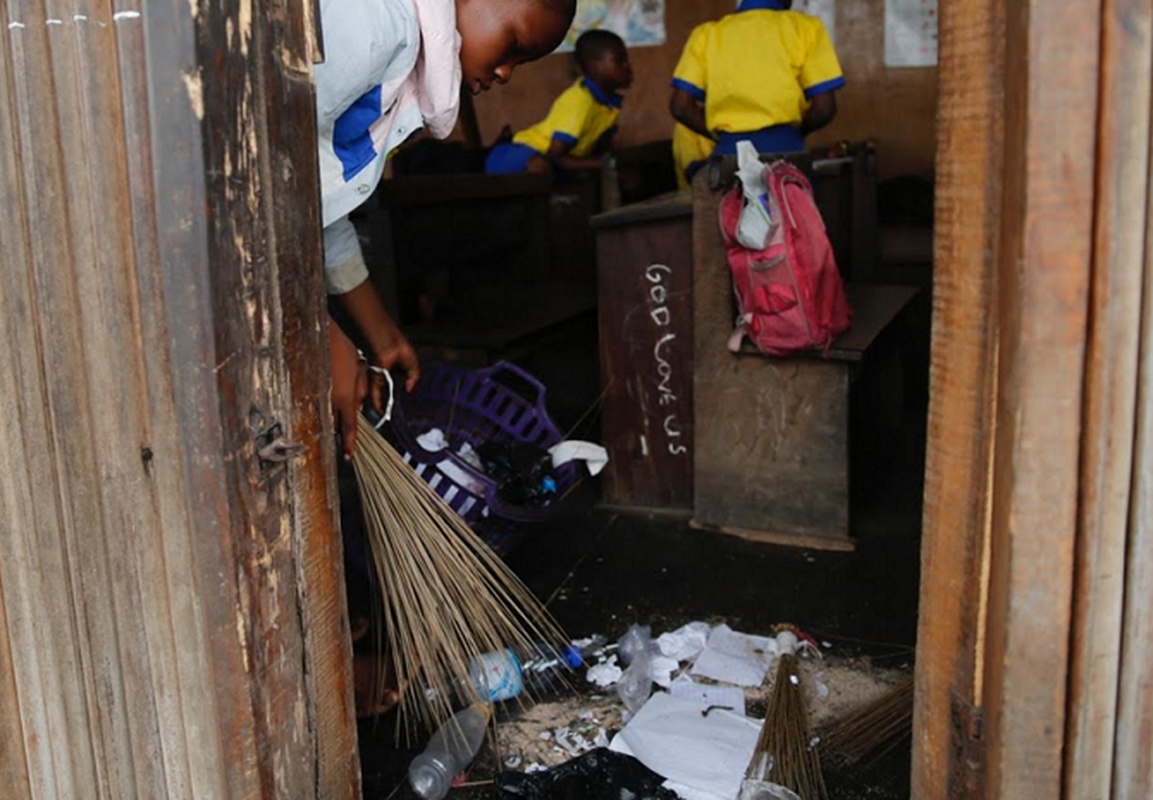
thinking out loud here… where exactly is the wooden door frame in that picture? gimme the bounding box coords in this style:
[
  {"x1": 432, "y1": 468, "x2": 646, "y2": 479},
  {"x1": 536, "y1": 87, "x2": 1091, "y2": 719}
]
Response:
[
  {"x1": 914, "y1": 0, "x2": 1153, "y2": 796},
  {"x1": 0, "y1": 2, "x2": 358, "y2": 796}
]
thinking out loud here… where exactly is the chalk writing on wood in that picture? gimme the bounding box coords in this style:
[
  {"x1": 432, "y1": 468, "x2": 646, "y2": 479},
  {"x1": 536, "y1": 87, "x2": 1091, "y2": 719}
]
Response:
[{"x1": 646, "y1": 263, "x2": 688, "y2": 456}]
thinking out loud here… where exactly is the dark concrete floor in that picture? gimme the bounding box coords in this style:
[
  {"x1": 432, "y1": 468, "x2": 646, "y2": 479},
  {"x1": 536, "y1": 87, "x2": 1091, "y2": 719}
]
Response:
[{"x1": 354, "y1": 299, "x2": 928, "y2": 799}]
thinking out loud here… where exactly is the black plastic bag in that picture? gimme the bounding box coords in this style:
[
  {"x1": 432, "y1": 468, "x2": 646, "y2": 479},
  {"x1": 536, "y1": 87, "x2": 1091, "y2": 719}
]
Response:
[
  {"x1": 496, "y1": 748, "x2": 679, "y2": 800},
  {"x1": 476, "y1": 442, "x2": 558, "y2": 507}
]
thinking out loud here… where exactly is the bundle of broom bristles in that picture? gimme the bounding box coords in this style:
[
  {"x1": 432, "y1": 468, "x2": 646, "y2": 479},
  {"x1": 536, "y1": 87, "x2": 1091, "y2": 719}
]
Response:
[
  {"x1": 352, "y1": 412, "x2": 569, "y2": 738},
  {"x1": 743, "y1": 626, "x2": 914, "y2": 800}
]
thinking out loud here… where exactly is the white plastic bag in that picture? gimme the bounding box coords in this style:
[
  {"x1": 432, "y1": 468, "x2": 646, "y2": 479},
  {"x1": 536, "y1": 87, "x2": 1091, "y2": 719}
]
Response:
[{"x1": 734, "y1": 140, "x2": 774, "y2": 249}]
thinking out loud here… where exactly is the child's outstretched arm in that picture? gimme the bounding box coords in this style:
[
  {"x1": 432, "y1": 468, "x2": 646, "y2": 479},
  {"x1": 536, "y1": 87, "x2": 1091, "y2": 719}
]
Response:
[
  {"x1": 670, "y1": 87, "x2": 711, "y2": 140},
  {"x1": 324, "y1": 215, "x2": 420, "y2": 455},
  {"x1": 542, "y1": 137, "x2": 606, "y2": 171}
]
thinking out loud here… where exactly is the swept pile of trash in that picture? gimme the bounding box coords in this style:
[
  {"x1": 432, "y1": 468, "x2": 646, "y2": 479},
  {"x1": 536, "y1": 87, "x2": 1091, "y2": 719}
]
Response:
[{"x1": 408, "y1": 620, "x2": 911, "y2": 800}]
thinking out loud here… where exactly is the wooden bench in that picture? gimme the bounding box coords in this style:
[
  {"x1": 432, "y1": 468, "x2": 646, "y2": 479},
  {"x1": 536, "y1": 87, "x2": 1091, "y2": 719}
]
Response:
[{"x1": 690, "y1": 166, "x2": 918, "y2": 551}]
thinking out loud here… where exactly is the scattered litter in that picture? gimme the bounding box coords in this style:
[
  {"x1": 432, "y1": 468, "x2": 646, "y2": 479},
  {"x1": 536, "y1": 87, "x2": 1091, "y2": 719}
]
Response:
[
  {"x1": 656, "y1": 621, "x2": 711, "y2": 663},
  {"x1": 548, "y1": 440, "x2": 609, "y2": 476},
  {"x1": 496, "y1": 695, "x2": 624, "y2": 771},
  {"x1": 610, "y1": 692, "x2": 762, "y2": 799},
  {"x1": 668, "y1": 679, "x2": 748, "y2": 717},
  {"x1": 587, "y1": 655, "x2": 623, "y2": 687},
  {"x1": 497, "y1": 748, "x2": 678, "y2": 799},
  {"x1": 415, "y1": 428, "x2": 488, "y2": 494},
  {"x1": 691, "y1": 625, "x2": 778, "y2": 687}
]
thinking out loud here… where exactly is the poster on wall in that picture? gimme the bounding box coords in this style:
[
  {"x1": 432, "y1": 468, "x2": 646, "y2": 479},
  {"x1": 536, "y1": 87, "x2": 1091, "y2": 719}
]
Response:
[
  {"x1": 558, "y1": 0, "x2": 666, "y2": 52},
  {"x1": 884, "y1": 0, "x2": 938, "y2": 67},
  {"x1": 795, "y1": 0, "x2": 836, "y2": 47}
]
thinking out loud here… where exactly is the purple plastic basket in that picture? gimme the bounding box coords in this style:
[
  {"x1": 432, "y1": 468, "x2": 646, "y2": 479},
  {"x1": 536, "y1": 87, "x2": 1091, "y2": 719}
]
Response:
[{"x1": 383, "y1": 361, "x2": 578, "y2": 524}]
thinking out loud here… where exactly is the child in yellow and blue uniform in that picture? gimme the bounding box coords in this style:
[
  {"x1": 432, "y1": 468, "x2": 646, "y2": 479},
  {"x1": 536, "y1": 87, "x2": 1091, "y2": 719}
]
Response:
[
  {"x1": 669, "y1": 0, "x2": 844, "y2": 178},
  {"x1": 486, "y1": 30, "x2": 633, "y2": 174},
  {"x1": 672, "y1": 123, "x2": 714, "y2": 189}
]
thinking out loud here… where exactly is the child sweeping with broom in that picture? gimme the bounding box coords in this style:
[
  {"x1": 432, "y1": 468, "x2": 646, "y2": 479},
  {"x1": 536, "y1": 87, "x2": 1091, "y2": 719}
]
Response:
[
  {"x1": 320, "y1": 0, "x2": 578, "y2": 462},
  {"x1": 316, "y1": 0, "x2": 578, "y2": 717}
]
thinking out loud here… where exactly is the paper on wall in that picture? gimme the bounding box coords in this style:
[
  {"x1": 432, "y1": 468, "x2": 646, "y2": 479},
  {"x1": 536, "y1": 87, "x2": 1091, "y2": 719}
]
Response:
[{"x1": 884, "y1": 0, "x2": 938, "y2": 67}]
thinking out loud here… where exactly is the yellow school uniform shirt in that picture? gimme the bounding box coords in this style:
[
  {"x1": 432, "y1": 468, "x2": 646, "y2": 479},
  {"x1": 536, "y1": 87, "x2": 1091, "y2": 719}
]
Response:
[
  {"x1": 513, "y1": 78, "x2": 622, "y2": 157},
  {"x1": 671, "y1": 0, "x2": 844, "y2": 136},
  {"x1": 672, "y1": 123, "x2": 713, "y2": 189}
]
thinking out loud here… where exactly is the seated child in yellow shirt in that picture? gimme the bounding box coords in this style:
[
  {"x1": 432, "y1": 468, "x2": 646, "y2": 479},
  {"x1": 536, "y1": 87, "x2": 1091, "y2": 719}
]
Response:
[
  {"x1": 669, "y1": 0, "x2": 844, "y2": 158},
  {"x1": 485, "y1": 30, "x2": 633, "y2": 174},
  {"x1": 672, "y1": 122, "x2": 714, "y2": 189}
]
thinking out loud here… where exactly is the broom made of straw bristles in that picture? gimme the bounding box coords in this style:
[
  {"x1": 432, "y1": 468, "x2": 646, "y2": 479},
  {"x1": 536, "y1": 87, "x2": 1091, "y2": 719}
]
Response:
[
  {"x1": 817, "y1": 675, "x2": 913, "y2": 769},
  {"x1": 352, "y1": 411, "x2": 570, "y2": 740},
  {"x1": 744, "y1": 627, "x2": 827, "y2": 800}
]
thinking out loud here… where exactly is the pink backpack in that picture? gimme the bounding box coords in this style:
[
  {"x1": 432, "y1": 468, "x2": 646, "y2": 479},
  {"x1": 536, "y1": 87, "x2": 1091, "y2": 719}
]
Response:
[{"x1": 720, "y1": 161, "x2": 852, "y2": 356}]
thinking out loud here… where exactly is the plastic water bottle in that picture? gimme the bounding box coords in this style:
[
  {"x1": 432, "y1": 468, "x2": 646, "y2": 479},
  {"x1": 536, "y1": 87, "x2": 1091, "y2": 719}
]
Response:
[
  {"x1": 468, "y1": 639, "x2": 600, "y2": 702},
  {"x1": 408, "y1": 702, "x2": 492, "y2": 799}
]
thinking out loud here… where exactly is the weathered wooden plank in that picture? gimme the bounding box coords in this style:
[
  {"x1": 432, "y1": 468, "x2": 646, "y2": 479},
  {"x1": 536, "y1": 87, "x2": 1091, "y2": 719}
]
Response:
[
  {"x1": 981, "y1": 0, "x2": 1101, "y2": 796},
  {"x1": 1063, "y1": 0, "x2": 1151, "y2": 796},
  {"x1": 261, "y1": 1, "x2": 360, "y2": 794},
  {"x1": 1112, "y1": 50, "x2": 1153, "y2": 798},
  {"x1": 910, "y1": 0, "x2": 1004, "y2": 794},
  {"x1": 1, "y1": 1, "x2": 353, "y2": 797}
]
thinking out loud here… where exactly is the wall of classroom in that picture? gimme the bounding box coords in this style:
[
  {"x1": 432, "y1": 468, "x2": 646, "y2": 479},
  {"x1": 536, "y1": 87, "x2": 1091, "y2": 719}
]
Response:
[{"x1": 470, "y1": 0, "x2": 938, "y2": 180}]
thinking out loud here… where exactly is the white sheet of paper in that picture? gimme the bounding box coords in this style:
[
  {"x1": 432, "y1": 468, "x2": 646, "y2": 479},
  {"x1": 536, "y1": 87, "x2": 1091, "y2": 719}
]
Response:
[
  {"x1": 663, "y1": 779, "x2": 732, "y2": 800},
  {"x1": 884, "y1": 0, "x2": 938, "y2": 67},
  {"x1": 609, "y1": 693, "x2": 762, "y2": 799},
  {"x1": 669, "y1": 678, "x2": 748, "y2": 717},
  {"x1": 690, "y1": 625, "x2": 777, "y2": 687}
]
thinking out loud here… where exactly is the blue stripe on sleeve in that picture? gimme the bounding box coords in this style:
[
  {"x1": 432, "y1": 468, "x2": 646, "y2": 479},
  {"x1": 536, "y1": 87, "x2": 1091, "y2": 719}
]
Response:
[
  {"x1": 332, "y1": 84, "x2": 382, "y2": 181},
  {"x1": 552, "y1": 131, "x2": 578, "y2": 146},
  {"x1": 803, "y1": 76, "x2": 846, "y2": 98},
  {"x1": 671, "y1": 78, "x2": 705, "y2": 100}
]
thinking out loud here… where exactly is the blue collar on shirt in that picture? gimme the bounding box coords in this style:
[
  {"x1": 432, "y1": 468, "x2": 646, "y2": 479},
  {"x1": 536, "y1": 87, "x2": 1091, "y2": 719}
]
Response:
[
  {"x1": 582, "y1": 77, "x2": 623, "y2": 109},
  {"x1": 738, "y1": 0, "x2": 787, "y2": 11}
]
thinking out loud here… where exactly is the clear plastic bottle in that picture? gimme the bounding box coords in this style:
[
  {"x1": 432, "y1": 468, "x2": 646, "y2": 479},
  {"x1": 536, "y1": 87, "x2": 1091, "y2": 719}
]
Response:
[
  {"x1": 408, "y1": 702, "x2": 492, "y2": 800},
  {"x1": 468, "y1": 639, "x2": 598, "y2": 702}
]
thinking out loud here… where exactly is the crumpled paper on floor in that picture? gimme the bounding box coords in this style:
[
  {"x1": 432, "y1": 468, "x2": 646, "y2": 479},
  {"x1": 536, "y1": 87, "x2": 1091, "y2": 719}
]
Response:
[
  {"x1": 690, "y1": 625, "x2": 777, "y2": 687},
  {"x1": 656, "y1": 621, "x2": 712, "y2": 663}
]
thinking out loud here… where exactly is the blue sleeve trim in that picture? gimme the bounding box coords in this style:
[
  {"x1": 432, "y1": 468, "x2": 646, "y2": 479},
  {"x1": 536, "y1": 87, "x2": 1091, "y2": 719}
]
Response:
[
  {"x1": 803, "y1": 76, "x2": 846, "y2": 98},
  {"x1": 671, "y1": 78, "x2": 706, "y2": 101},
  {"x1": 552, "y1": 131, "x2": 578, "y2": 146}
]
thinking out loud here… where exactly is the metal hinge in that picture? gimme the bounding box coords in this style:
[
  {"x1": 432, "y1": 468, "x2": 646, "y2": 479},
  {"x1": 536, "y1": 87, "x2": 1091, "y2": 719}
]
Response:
[
  {"x1": 251, "y1": 408, "x2": 307, "y2": 469},
  {"x1": 948, "y1": 691, "x2": 985, "y2": 799}
]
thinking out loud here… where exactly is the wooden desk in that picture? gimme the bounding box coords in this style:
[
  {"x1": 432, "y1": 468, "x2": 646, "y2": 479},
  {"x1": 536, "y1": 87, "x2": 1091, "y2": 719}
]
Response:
[
  {"x1": 592, "y1": 191, "x2": 695, "y2": 514},
  {"x1": 691, "y1": 170, "x2": 916, "y2": 550}
]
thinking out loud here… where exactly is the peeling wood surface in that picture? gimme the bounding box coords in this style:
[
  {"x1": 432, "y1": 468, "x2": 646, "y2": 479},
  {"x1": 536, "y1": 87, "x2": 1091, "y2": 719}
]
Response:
[{"x1": 0, "y1": 2, "x2": 356, "y2": 797}]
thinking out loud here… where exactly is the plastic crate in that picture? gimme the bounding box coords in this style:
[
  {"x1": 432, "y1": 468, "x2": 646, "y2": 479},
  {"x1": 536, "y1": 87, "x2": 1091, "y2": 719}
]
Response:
[{"x1": 384, "y1": 361, "x2": 577, "y2": 524}]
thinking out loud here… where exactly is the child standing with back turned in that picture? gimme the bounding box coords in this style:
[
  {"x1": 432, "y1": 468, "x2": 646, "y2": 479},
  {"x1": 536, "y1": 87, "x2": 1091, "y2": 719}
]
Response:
[
  {"x1": 485, "y1": 29, "x2": 633, "y2": 175},
  {"x1": 669, "y1": 0, "x2": 844, "y2": 170},
  {"x1": 317, "y1": 0, "x2": 577, "y2": 460}
]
